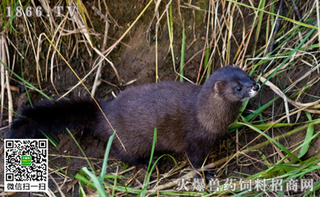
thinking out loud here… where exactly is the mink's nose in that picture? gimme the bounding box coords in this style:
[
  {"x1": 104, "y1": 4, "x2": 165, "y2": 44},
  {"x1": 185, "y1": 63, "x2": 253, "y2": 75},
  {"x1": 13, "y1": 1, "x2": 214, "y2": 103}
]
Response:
[{"x1": 253, "y1": 83, "x2": 260, "y2": 91}]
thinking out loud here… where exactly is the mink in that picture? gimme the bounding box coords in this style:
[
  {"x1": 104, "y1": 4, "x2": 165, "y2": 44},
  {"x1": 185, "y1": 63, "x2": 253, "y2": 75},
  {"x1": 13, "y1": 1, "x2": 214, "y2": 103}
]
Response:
[{"x1": 8, "y1": 65, "x2": 260, "y2": 174}]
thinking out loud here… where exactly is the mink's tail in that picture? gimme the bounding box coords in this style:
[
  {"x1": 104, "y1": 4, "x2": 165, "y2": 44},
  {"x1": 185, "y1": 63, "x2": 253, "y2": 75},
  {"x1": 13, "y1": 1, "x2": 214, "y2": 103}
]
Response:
[{"x1": 8, "y1": 98, "x2": 100, "y2": 139}]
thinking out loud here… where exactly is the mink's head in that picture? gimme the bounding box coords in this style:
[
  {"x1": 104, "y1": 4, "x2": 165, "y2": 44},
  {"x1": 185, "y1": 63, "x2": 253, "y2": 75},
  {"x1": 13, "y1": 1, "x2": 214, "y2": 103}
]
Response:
[{"x1": 204, "y1": 65, "x2": 260, "y2": 103}]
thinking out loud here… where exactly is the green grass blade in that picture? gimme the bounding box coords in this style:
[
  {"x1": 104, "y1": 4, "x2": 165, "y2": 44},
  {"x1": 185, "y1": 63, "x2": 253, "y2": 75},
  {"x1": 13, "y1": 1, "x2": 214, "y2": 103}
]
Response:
[
  {"x1": 82, "y1": 167, "x2": 108, "y2": 197},
  {"x1": 298, "y1": 112, "x2": 314, "y2": 158},
  {"x1": 99, "y1": 131, "x2": 116, "y2": 182},
  {"x1": 225, "y1": 0, "x2": 316, "y2": 30},
  {"x1": 66, "y1": 128, "x2": 94, "y2": 171},
  {"x1": 167, "y1": 3, "x2": 176, "y2": 73},
  {"x1": 237, "y1": 122, "x2": 301, "y2": 163},
  {"x1": 140, "y1": 128, "x2": 157, "y2": 196},
  {"x1": 180, "y1": 20, "x2": 185, "y2": 82},
  {"x1": 0, "y1": 60, "x2": 51, "y2": 100},
  {"x1": 244, "y1": 97, "x2": 279, "y2": 122}
]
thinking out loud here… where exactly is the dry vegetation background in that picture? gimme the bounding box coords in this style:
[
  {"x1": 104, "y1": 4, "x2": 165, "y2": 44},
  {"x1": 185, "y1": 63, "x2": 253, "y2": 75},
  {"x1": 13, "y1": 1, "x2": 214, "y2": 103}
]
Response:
[{"x1": 0, "y1": 0, "x2": 320, "y2": 196}]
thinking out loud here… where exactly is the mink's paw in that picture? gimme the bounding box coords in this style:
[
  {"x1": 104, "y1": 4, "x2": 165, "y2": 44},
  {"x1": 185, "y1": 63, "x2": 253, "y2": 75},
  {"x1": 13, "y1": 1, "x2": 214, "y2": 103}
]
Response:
[
  {"x1": 194, "y1": 170, "x2": 216, "y2": 183},
  {"x1": 193, "y1": 170, "x2": 216, "y2": 194},
  {"x1": 203, "y1": 170, "x2": 216, "y2": 181}
]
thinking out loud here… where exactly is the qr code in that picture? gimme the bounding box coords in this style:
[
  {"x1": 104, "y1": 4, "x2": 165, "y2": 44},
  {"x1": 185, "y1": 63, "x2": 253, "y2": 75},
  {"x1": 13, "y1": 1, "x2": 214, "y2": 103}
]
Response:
[{"x1": 4, "y1": 139, "x2": 48, "y2": 192}]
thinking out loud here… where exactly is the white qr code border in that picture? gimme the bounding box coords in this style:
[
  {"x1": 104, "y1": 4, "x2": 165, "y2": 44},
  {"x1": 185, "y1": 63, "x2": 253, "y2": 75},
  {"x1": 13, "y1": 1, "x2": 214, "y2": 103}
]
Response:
[{"x1": 4, "y1": 139, "x2": 48, "y2": 192}]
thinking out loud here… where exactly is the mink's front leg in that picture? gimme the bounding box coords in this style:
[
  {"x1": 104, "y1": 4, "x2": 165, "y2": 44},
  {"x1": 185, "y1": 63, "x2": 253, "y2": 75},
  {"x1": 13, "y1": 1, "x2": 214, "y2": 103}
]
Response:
[{"x1": 186, "y1": 136, "x2": 216, "y2": 181}]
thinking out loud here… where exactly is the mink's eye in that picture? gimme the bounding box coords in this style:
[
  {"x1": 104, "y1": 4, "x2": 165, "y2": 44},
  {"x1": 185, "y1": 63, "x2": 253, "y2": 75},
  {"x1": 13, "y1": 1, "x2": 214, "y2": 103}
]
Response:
[{"x1": 236, "y1": 86, "x2": 242, "y2": 91}]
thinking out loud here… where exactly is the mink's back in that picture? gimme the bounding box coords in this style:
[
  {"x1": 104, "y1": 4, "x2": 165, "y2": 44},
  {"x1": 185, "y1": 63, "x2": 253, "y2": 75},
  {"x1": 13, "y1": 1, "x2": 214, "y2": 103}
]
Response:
[{"x1": 96, "y1": 81, "x2": 202, "y2": 162}]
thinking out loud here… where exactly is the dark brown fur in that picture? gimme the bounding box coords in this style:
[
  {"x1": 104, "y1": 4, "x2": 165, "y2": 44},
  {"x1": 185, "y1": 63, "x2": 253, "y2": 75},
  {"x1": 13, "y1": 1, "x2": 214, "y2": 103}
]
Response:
[{"x1": 8, "y1": 65, "x2": 260, "y2": 171}]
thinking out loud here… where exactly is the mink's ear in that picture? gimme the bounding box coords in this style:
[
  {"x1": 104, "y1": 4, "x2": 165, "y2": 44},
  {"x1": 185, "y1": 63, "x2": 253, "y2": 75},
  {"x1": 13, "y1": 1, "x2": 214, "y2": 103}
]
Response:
[{"x1": 214, "y1": 80, "x2": 226, "y2": 94}]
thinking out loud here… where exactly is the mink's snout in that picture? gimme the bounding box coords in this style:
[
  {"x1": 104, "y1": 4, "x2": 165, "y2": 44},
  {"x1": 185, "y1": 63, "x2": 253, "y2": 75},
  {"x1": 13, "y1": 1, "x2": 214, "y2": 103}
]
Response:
[{"x1": 252, "y1": 83, "x2": 260, "y2": 91}]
